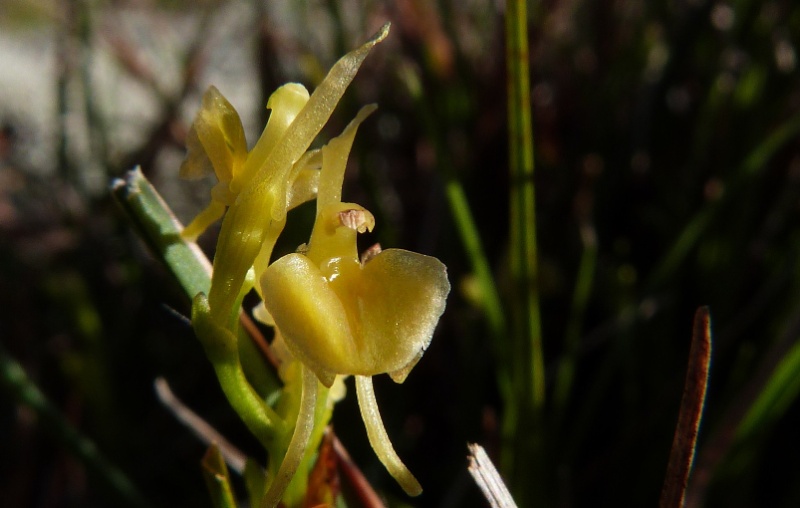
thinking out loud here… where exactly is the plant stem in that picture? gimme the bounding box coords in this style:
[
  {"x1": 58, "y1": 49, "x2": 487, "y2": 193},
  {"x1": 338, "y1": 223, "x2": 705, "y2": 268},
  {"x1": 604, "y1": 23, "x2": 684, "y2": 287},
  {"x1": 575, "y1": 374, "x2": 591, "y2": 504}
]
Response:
[
  {"x1": 0, "y1": 343, "x2": 151, "y2": 508},
  {"x1": 659, "y1": 307, "x2": 712, "y2": 508},
  {"x1": 505, "y1": 0, "x2": 545, "y2": 502},
  {"x1": 554, "y1": 224, "x2": 598, "y2": 420}
]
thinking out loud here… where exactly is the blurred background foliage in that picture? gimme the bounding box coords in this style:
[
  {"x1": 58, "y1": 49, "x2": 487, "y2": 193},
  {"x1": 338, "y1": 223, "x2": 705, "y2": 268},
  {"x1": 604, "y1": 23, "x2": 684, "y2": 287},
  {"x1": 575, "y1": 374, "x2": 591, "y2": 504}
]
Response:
[{"x1": 1, "y1": 0, "x2": 800, "y2": 506}]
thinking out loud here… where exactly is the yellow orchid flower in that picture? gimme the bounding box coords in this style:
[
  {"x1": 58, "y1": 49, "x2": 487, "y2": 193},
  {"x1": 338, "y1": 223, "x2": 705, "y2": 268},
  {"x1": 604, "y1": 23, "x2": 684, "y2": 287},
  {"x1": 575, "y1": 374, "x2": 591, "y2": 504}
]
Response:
[
  {"x1": 180, "y1": 83, "x2": 315, "y2": 242},
  {"x1": 187, "y1": 23, "x2": 391, "y2": 329},
  {"x1": 181, "y1": 22, "x2": 449, "y2": 506},
  {"x1": 259, "y1": 105, "x2": 451, "y2": 496}
]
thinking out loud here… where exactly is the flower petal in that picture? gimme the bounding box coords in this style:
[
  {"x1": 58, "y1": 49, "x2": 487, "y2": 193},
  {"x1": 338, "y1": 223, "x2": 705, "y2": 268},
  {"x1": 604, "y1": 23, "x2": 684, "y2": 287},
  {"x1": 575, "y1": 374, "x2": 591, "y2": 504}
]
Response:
[
  {"x1": 179, "y1": 122, "x2": 215, "y2": 180},
  {"x1": 355, "y1": 248, "x2": 450, "y2": 378},
  {"x1": 261, "y1": 247, "x2": 449, "y2": 384},
  {"x1": 237, "y1": 23, "x2": 391, "y2": 221},
  {"x1": 233, "y1": 83, "x2": 310, "y2": 194},
  {"x1": 260, "y1": 253, "x2": 357, "y2": 387},
  {"x1": 317, "y1": 104, "x2": 377, "y2": 210},
  {"x1": 180, "y1": 86, "x2": 247, "y2": 183}
]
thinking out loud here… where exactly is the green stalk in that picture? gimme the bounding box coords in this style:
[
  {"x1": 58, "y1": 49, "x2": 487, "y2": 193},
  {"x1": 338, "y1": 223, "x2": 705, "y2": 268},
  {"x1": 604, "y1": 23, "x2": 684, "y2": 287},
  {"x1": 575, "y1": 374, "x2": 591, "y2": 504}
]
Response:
[
  {"x1": 648, "y1": 110, "x2": 800, "y2": 289},
  {"x1": 506, "y1": 0, "x2": 545, "y2": 501},
  {"x1": 397, "y1": 62, "x2": 508, "y2": 392},
  {"x1": 554, "y1": 225, "x2": 598, "y2": 420},
  {"x1": 111, "y1": 167, "x2": 280, "y2": 399},
  {"x1": 443, "y1": 181, "x2": 508, "y2": 345},
  {"x1": 0, "y1": 343, "x2": 151, "y2": 508}
]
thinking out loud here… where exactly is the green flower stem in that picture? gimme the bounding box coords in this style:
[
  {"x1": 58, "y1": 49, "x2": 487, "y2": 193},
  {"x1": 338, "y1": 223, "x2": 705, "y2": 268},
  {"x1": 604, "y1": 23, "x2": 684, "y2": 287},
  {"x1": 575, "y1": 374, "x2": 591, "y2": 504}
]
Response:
[
  {"x1": 237, "y1": 323, "x2": 278, "y2": 399},
  {"x1": 0, "y1": 343, "x2": 151, "y2": 508},
  {"x1": 111, "y1": 167, "x2": 280, "y2": 397},
  {"x1": 192, "y1": 294, "x2": 284, "y2": 449}
]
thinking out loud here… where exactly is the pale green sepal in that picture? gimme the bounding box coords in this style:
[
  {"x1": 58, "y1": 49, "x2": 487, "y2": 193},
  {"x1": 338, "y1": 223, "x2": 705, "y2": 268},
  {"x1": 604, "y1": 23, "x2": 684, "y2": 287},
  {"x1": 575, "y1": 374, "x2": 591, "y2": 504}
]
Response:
[{"x1": 318, "y1": 104, "x2": 377, "y2": 211}]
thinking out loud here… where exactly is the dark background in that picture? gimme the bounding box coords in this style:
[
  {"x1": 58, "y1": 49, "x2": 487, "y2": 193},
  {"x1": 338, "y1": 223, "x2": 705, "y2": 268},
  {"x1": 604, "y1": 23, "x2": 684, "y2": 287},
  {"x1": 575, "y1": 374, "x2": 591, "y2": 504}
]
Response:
[{"x1": 1, "y1": 0, "x2": 800, "y2": 506}]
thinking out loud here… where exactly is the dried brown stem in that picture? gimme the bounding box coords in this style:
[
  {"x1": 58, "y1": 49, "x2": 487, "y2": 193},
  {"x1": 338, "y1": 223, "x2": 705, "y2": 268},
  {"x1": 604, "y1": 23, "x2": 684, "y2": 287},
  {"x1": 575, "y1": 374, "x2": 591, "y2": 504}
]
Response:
[
  {"x1": 330, "y1": 431, "x2": 385, "y2": 508},
  {"x1": 154, "y1": 377, "x2": 247, "y2": 474},
  {"x1": 239, "y1": 311, "x2": 280, "y2": 369},
  {"x1": 659, "y1": 307, "x2": 712, "y2": 508}
]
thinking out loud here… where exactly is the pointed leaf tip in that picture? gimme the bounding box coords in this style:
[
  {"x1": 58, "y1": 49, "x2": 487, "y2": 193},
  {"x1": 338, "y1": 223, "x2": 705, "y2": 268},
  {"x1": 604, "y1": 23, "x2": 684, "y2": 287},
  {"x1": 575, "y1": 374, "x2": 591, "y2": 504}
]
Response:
[{"x1": 371, "y1": 23, "x2": 391, "y2": 45}]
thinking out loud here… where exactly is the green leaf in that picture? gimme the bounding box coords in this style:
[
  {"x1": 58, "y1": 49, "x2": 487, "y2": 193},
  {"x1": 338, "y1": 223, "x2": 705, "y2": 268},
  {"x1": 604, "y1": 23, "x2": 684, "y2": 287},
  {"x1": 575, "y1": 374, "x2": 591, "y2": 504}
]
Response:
[
  {"x1": 202, "y1": 444, "x2": 239, "y2": 508},
  {"x1": 244, "y1": 459, "x2": 268, "y2": 508},
  {"x1": 111, "y1": 166, "x2": 212, "y2": 299},
  {"x1": 0, "y1": 343, "x2": 151, "y2": 508},
  {"x1": 735, "y1": 337, "x2": 800, "y2": 443}
]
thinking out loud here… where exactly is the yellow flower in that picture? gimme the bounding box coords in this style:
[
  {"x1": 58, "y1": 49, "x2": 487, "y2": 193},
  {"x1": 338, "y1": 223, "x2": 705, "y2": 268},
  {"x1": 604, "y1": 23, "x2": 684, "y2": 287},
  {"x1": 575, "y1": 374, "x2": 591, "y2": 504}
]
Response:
[
  {"x1": 179, "y1": 83, "x2": 316, "y2": 242},
  {"x1": 182, "y1": 22, "x2": 450, "y2": 505},
  {"x1": 262, "y1": 205, "x2": 449, "y2": 387},
  {"x1": 187, "y1": 23, "x2": 391, "y2": 328},
  {"x1": 259, "y1": 105, "x2": 450, "y2": 496}
]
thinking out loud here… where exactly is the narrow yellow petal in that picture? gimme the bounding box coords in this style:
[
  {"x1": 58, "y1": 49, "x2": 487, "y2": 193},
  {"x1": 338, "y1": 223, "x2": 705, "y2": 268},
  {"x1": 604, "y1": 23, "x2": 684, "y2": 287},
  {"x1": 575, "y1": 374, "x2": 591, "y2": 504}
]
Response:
[
  {"x1": 233, "y1": 83, "x2": 310, "y2": 194},
  {"x1": 355, "y1": 375, "x2": 422, "y2": 496},
  {"x1": 261, "y1": 365, "x2": 318, "y2": 508},
  {"x1": 240, "y1": 23, "x2": 391, "y2": 221},
  {"x1": 184, "y1": 86, "x2": 247, "y2": 183},
  {"x1": 181, "y1": 200, "x2": 226, "y2": 242},
  {"x1": 317, "y1": 104, "x2": 377, "y2": 211}
]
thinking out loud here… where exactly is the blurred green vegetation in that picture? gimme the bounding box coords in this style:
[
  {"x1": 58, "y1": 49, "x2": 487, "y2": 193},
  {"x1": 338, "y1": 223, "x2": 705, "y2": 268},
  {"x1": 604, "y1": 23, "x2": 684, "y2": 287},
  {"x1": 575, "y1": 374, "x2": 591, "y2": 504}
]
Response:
[{"x1": 1, "y1": 0, "x2": 800, "y2": 506}]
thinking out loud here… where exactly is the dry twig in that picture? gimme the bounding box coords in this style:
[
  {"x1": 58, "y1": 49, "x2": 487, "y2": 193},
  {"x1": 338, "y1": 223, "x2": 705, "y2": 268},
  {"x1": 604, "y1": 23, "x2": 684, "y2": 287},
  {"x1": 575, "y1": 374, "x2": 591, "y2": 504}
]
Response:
[{"x1": 467, "y1": 443, "x2": 518, "y2": 508}]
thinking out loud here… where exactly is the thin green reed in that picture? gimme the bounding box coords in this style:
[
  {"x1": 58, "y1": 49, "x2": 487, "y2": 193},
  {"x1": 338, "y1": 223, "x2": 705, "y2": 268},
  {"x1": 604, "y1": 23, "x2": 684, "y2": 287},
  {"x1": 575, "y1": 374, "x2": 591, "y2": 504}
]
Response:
[
  {"x1": 648, "y1": 109, "x2": 800, "y2": 289},
  {"x1": 0, "y1": 342, "x2": 151, "y2": 508},
  {"x1": 397, "y1": 62, "x2": 508, "y2": 362},
  {"x1": 505, "y1": 0, "x2": 545, "y2": 501}
]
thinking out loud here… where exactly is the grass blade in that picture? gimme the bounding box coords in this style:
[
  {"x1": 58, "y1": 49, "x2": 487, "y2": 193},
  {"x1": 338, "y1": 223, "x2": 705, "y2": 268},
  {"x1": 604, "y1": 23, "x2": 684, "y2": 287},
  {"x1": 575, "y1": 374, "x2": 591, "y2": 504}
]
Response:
[{"x1": 0, "y1": 343, "x2": 151, "y2": 508}]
